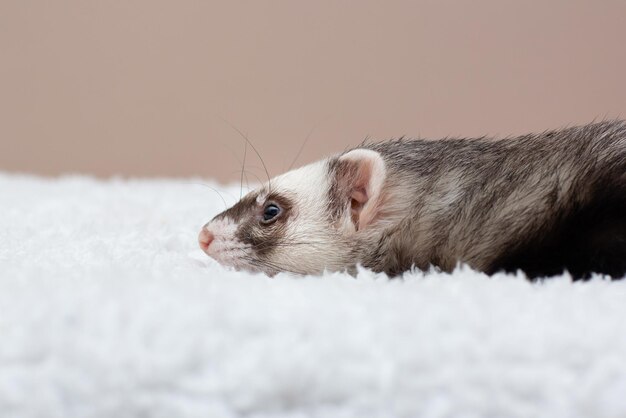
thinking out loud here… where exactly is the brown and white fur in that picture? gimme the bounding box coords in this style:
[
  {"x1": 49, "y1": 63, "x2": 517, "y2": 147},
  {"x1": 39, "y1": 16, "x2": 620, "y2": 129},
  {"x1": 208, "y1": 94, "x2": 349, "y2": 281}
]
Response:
[{"x1": 199, "y1": 120, "x2": 626, "y2": 280}]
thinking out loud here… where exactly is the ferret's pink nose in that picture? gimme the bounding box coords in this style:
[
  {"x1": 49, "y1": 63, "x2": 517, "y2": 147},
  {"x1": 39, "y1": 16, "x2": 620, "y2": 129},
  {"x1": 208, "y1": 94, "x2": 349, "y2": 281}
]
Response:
[{"x1": 198, "y1": 228, "x2": 214, "y2": 253}]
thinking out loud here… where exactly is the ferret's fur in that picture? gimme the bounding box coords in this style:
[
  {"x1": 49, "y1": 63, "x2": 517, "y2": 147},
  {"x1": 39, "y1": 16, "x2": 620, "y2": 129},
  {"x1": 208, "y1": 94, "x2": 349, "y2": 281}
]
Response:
[{"x1": 200, "y1": 120, "x2": 626, "y2": 280}]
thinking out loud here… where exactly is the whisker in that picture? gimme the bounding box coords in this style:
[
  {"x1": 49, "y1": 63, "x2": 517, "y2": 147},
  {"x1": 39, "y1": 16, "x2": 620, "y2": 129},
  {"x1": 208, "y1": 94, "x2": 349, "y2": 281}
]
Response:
[
  {"x1": 250, "y1": 240, "x2": 332, "y2": 251},
  {"x1": 240, "y1": 140, "x2": 247, "y2": 199},
  {"x1": 187, "y1": 182, "x2": 229, "y2": 210},
  {"x1": 251, "y1": 258, "x2": 307, "y2": 276},
  {"x1": 212, "y1": 133, "x2": 245, "y2": 168},
  {"x1": 227, "y1": 169, "x2": 264, "y2": 186},
  {"x1": 220, "y1": 117, "x2": 272, "y2": 193},
  {"x1": 287, "y1": 124, "x2": 316, "y2": 171},
  {"x1": 243, "y1": 171, "x2": 251, "y2": 193}
]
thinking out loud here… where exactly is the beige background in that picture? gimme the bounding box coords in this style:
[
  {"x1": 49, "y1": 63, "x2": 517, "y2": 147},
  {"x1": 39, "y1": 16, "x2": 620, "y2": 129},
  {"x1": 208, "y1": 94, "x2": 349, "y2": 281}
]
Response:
[{"x1": 1, "y1": 0, "x2": 625, "y2": 183}]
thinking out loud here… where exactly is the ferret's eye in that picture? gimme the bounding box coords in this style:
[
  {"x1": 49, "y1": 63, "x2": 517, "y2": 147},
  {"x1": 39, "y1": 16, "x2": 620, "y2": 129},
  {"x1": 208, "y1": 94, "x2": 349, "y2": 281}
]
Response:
[{"x1": 262, "y1": 203, "x2": 281, "y2": 223}]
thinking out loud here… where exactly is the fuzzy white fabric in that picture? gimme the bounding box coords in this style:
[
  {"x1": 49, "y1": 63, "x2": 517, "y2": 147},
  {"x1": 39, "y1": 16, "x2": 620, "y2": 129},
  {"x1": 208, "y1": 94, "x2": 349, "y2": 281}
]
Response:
[{"x1": 1, "y1": 173, "x2": 626, "y2": 418}]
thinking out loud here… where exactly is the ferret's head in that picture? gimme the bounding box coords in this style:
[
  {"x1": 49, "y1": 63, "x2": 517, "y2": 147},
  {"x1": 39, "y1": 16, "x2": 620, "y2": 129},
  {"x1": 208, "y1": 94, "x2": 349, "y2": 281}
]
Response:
[{"x1": 198, "y1": 149, "x2": 389, "y2": 275}]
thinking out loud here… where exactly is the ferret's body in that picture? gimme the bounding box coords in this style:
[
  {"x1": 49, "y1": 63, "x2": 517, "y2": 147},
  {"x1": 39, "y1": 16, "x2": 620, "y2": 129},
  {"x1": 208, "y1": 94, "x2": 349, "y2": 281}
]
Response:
[{"x1": 199, "y1": 121, "x2": 626, "y2": 279}]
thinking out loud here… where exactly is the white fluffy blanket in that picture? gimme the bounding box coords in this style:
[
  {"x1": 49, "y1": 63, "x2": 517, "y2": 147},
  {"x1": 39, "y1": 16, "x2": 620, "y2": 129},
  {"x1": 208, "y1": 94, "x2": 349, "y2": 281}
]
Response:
[{"x1": 1, "y1": 174, "x2": 626, "y2": 418}]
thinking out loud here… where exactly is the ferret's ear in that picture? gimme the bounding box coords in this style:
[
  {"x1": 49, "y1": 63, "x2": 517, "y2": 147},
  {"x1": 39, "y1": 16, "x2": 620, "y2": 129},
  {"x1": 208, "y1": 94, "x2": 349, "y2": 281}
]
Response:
[{"x1": 335, "y1": 149, "x2": 386, "y2": 231}]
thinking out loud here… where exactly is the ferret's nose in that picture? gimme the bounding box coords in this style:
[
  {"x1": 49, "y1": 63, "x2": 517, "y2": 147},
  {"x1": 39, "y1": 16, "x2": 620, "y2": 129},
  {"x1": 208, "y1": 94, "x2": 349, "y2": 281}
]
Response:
[{"x1": 198, "y1": 228, "x2": 214, "y2": 253}]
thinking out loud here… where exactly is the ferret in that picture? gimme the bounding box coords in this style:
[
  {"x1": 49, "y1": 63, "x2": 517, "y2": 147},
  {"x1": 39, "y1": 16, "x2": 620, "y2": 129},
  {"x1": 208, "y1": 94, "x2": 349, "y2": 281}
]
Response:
[{"x1": 199, "y1": 120, "x2": 626, "y2": 280}]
